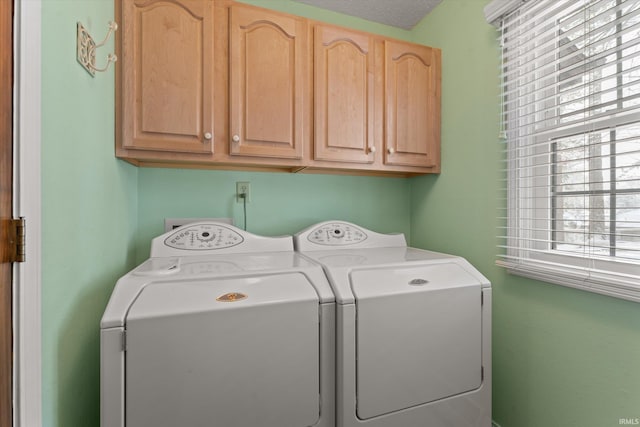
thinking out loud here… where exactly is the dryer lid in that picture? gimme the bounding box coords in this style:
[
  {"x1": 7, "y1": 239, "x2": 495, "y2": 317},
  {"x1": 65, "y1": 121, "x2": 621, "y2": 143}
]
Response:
[{"x1": 350, "y1": 262, "x2": 482, "y2": 299}]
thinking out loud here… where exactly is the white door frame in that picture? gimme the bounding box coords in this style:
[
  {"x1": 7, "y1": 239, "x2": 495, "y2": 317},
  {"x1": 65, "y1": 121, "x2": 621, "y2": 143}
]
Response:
[{"x1": 13, "y1": 0, "x2": 42, "y2": 426}]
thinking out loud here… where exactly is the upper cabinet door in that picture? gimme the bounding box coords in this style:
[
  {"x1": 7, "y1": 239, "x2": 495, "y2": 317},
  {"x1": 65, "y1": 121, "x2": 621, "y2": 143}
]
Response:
[
  {"x1": 314, "y1": 25, "x2": 376, "y2": 164},
  {"x1": 229, "y1": 5, "x2": 307, "y2": 159},
  {"x1": 120, "y1": 0, "x2": 214, "y2": 153},
  {"x1": 384, "y1": 40, "x2": 441, "y2": 168}
]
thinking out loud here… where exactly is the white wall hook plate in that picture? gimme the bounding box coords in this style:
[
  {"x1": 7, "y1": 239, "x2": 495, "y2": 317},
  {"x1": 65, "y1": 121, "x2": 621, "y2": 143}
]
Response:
[{"x1": 77, "y1": 21, "x2": 117, "y2": 77}]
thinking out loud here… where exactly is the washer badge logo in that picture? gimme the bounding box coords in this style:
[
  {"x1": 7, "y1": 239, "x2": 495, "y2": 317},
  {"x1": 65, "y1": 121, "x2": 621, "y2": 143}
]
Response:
[
  {"x1": 216, "y1": 292, "x2": 248, "y2": 302},
  {"x1": 409, "y1": 278, "x2": 429, "y2": 286}
]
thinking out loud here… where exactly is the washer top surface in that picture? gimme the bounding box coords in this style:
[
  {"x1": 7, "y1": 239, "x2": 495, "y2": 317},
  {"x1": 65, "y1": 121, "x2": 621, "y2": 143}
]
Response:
[{"x1": 101, "y1": 222, "x2": 334, "y2": 328}]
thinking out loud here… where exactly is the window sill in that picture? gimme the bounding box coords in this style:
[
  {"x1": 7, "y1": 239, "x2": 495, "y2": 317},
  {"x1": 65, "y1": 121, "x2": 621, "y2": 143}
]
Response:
[{"x1": 497, "y1": 253, "x2": 640, "y2": 303}]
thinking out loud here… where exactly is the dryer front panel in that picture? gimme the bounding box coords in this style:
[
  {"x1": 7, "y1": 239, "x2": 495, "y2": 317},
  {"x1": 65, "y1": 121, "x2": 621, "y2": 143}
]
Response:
[
  {"x1": 125, "y1": 273, "x2": 320, "y2": 427},
  {"x1": 350, "y1": 263, "x2": 483, "y2": 420}
]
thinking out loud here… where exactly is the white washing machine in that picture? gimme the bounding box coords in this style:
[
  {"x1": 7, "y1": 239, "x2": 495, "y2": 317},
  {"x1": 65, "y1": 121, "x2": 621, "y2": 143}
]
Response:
[
  {"x1": 101, "y1": 222, "x2": 335, "y2": 427},
  {"x1": 294, "y1": 221, "x2": 492, "y2": 427}
]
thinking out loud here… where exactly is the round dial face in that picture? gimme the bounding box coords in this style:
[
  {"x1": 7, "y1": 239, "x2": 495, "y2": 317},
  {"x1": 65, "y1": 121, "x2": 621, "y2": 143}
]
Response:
[
  {"x1": 307, "y1": 222, "x2": 368, "y2": 246},
  {"x1": 164, "y1": 224, "x2": 244, "y2": 250}
]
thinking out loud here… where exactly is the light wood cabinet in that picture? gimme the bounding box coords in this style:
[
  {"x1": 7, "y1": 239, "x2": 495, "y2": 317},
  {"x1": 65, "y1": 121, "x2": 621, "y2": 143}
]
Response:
[
  {"x1": 228, "y1": 5, "x2": 307, "y2": 159},
  {"x1": 117, "y1": 0, "x2": 215, "y2": 154},
  {"x1": 384, "y1": 40, "x2": 441, "y2": 169},
  {"x1": 116, "y1": 0, "x2": 441, "y2": 176},
  {"x1": 313, "y1": 24, "x2": 378, "y2": 164}
]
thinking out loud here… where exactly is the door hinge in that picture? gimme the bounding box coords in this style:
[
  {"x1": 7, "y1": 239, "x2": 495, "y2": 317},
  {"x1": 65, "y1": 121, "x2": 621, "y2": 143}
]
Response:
[{"x1": 8, "y1": 217, "x2": 26, "y2": 263}]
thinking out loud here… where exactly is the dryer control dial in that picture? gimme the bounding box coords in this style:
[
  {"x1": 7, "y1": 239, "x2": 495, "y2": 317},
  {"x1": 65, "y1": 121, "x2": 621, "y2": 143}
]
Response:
[
  {"x1": 307, "y1": 222, "x2": 368, "y2": 246},
  {"x1": 164, "y1": 223, "x2": 244, "y2": 250}
]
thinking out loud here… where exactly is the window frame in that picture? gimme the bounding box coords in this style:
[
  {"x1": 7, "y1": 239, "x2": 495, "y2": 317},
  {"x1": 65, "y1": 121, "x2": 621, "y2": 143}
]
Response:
[{"x1": 498, "y1": 0, "x2": 640, "y2": 302}]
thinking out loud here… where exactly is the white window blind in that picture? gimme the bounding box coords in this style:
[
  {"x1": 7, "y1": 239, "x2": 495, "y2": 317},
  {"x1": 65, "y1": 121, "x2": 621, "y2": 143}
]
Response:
[{"x1": 498, "y1": 0, "x2": 640, "y2": 301}]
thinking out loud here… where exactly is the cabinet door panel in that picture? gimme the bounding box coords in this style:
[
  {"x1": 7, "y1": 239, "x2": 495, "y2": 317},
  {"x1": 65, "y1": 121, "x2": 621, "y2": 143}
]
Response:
[
  {"x1": 244, "y1": 28, "x2": 292, "y2": 144},
  {"x1": 230, "y1": 6, "x2": 306, "y2": 159},
  {"x1": 121, "y1": 0, "x2": 214, "y2": 153},
  {"x1": 385, "y1": 41, "x2": 440, "y2": 168},
  {"x1": 314, "y1": 25, "x2": 375, "y2": 163}
]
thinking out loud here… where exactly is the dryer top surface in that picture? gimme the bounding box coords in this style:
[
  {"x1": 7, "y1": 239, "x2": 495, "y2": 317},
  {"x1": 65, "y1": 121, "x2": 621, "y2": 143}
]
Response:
[{"x1": 295, "y1": 221, "x2": 490, "y2": 304}]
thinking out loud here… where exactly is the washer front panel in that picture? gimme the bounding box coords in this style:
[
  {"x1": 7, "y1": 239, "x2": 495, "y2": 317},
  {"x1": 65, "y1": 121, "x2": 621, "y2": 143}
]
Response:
[
  {"x1": 164, "y1": 223, "x2": 244, "y2": 250},
  {"x1": 126, "y1": 273, "x2": 320, "y2": 427}
]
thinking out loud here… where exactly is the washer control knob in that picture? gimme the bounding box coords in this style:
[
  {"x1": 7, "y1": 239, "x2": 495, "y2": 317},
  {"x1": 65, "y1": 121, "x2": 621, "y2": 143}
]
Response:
[
  {"x1": 332, "y1": 228, "x2": 345, "y2": 238},
  {"x1": 232, "y1": 134, "x2": 240, "y2": 143},
  {"x1": 204, "y1": 132, "x2": 212, "y2": 140}
]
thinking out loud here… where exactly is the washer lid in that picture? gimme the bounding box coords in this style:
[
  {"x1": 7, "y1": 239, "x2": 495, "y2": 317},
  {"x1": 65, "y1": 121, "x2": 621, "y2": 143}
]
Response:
[
  {"x1": 126, "y1": 273, "x2": 321, "y2": 427},
  {"x1": 350, "y1": 263, "x2": 483, "y2": 420},
  {"x1": 127, "y1": 272, "x2": 319, "y2": 320}
]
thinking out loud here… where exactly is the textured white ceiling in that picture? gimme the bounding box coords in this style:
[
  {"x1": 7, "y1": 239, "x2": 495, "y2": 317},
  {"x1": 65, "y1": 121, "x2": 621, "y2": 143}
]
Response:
[{"x1": 292, "y1": 0, "x2": 443, "y2": 30}]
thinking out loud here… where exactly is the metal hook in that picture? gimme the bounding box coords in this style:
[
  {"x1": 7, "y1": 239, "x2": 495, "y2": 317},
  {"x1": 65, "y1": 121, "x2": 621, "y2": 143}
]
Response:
[
  {"x1": 77, "y1": 21, "x2": 118, "y2": 77},
  {"x1": 95, "y1": 21, "x2": 118, "y2": 47}
]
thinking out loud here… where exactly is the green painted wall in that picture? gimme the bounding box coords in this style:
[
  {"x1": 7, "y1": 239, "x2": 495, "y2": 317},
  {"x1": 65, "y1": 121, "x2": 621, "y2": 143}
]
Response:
[
  {"x1": 410, "y1": 1, "x2": 640, "y2": 427},
  {"x1": 41, "y1": 1, "x2": 138, "y2": 426},
  {"x1": 137, "y1": 169, "x2": 410, "y2": 262},
  {"x1": 236, "y1": 0, "x2": 412, "y2": 39}
]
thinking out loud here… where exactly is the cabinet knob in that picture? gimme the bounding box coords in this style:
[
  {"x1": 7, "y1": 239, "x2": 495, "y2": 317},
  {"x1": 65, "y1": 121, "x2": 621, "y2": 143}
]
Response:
[
  {"x1": 388, "y1": 147, "x2": 395, "y2": 154},
  {"x1": 368, "y1": 146, "x2": 376, "y2": 153},
  {"x1": 232, "y1": 134, "x2": 240, "y2": 143},
  {"x1": 204, "y1": 132, "x2": 212, "y2": 140}
]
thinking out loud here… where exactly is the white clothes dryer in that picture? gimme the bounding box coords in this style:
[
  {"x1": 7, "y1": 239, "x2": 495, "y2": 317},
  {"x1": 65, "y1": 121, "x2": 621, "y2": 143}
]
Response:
[
  {"x1": 294, "y1": 221, "x2": 492, "y2": 427},
  {"x1": 101, "y1": 222, "x2": 335, "y2": 427}
]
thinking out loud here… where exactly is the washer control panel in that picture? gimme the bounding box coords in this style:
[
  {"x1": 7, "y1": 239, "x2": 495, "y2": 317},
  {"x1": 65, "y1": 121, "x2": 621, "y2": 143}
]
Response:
[
  {"x1": 164, "y1": 223, "x2": 244, "y2": 250},
  {"x1": 307, "y1": 222, "x2": 368, "y2": 246}
]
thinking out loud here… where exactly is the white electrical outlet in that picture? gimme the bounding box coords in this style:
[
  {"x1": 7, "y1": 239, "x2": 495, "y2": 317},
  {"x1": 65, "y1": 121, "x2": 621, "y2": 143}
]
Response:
[
  {"x1": 236, "y1": 181, "x2": 251, "y2": 203},
  {"x1": 164, "y1": 218, "x2": 233, "y2": 232}
]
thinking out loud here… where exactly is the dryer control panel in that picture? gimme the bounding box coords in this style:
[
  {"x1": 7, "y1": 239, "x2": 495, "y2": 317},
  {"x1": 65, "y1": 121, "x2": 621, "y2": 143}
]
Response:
[
  {"x1": 307, "y1": 222, "x2": 368, "y2": 246},
  {"x1": 295, "y1": 221, "x2": 407, "y2": 250},
  {"x1": 164, "y1": 223, "x2": 244, "y2": 250}
]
